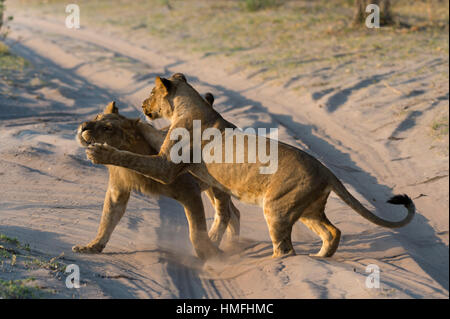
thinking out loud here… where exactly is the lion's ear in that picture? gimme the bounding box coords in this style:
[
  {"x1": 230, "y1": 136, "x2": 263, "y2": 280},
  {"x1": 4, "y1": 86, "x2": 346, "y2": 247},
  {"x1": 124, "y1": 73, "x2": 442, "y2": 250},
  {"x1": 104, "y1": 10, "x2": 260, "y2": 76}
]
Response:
[
  {"x1": 204, "y1": 92, "x2": 214, "y2": 106},
  {"x1": 104, "y1": 101, "x2": 119, "y2": 114},
  {"x1": 155, "y1": 76, "x2": 171, "y2": 96},
  {"x1": 172, "y1": 73, "x2": 187, "y2": 82}
]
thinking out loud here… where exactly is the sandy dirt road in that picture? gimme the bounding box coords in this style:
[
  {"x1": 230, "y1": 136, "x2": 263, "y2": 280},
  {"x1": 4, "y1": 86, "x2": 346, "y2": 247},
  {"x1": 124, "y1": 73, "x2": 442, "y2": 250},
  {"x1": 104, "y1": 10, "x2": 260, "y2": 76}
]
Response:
[{"x1": 0, "y1": 13, "x2": 448, "y2": 298}]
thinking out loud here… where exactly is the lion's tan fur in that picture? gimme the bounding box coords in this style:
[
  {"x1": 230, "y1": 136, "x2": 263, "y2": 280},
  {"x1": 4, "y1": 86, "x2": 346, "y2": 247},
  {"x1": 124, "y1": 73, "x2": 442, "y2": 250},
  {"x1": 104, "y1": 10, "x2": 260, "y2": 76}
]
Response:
[
  {"x1": 86, "y1": 75, "x2": 415, "y2": 259},
  {"x1": 74, "y1": 101, "x2": 240, "y2": 259}
]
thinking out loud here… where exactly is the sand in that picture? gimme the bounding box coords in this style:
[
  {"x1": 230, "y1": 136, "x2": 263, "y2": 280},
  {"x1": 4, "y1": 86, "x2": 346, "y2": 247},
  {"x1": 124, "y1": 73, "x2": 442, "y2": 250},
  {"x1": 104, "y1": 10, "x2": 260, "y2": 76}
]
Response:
[{"x1": 0, "y1": 12, "x2": 448, "y2": 298}]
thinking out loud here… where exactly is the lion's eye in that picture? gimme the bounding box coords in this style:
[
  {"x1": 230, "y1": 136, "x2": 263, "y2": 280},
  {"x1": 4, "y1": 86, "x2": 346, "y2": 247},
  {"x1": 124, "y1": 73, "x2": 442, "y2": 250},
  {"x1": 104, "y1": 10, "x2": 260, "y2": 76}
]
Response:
[{"x1": 103, "y1": 126, "x2": 112, "y2": 131}]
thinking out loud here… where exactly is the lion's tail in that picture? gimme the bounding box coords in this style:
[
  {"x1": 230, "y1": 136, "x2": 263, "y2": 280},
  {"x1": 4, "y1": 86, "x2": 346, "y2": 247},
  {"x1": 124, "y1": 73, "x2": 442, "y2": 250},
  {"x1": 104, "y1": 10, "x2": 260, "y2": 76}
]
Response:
[{"x1": 331, "y1": 177, "x2": 415, "y2": 228}]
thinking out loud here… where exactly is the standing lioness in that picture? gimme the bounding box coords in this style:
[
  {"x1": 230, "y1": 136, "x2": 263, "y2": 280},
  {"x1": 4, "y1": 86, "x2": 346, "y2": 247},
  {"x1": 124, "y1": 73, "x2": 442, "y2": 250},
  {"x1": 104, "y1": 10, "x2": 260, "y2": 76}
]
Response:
[
  {"x1": 86, "y1": 73, "x2": 415, "y2": 258},
  {"x1": 74, "y1": 100, "x2": 240, "y2": 260}
]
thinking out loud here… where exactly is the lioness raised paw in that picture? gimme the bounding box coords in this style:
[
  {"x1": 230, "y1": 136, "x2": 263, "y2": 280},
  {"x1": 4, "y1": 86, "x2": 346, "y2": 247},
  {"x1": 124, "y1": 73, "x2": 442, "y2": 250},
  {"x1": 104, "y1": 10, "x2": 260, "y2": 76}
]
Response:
[{"x1": 86, "y1": 143, "x2": 120, "y2": 165}]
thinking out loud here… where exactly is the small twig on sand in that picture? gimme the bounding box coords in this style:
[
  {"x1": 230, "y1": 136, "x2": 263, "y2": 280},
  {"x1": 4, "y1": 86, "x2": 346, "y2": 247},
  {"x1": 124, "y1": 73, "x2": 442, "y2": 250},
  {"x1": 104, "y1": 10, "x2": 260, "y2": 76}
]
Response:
[
  {"x1": 383, "y1": 81, "x2": 405, "y2": 96},
  {"x1": 49, "y1": 252, "x2": 64, "y2": 264},
  {"x1": 97, "y1": 273, "x2": 136, "y2": 280}
]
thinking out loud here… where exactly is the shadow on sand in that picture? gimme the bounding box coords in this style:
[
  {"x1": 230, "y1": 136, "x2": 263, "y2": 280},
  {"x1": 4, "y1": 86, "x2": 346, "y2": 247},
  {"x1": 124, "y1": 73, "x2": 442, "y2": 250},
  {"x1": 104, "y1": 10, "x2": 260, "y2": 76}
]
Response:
[{"x1": 4, "y1": 34, "x2": 447, "y2": 295}]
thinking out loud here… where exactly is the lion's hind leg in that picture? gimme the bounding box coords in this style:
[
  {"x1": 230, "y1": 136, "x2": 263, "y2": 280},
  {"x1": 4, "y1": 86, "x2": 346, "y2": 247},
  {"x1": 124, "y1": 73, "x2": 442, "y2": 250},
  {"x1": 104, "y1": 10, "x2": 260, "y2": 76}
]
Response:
[
  {"x1": 226, "y1": 199, "x2": 240, "y2": 243},
  {"x1": 263, "y1": 203, "x2": 296, "y2": 258},
  {"x1": 299, "y1": 193, "x2": 341, "y2": 258}
]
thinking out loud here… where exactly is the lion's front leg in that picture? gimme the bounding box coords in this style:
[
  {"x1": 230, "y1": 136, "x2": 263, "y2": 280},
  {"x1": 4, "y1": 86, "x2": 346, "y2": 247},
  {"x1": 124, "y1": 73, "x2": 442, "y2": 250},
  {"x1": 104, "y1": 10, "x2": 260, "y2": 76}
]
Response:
[
  {"x1": 85, "y1": 143, "x2": 185, "y2": 185},
  {"x1": 205, "y1": 188, "x2": 241, "y2": 247},
  {"x1": 205, "y1": 188, "x2": 231, "y2": 246},
  {"x1": 73, "y1": 182, "x2": 130, "y2": 254},
  {"x1": 175, "y1": 184, "x2": 223, "y2": 260}
]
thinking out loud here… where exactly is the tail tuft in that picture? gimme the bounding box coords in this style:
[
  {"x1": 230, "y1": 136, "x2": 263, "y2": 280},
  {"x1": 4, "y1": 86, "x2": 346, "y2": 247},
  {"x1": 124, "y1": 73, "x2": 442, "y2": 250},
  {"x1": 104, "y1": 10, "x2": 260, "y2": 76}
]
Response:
[{"x1": 387, "y1": 194, "x2": 412, "y2": 206}]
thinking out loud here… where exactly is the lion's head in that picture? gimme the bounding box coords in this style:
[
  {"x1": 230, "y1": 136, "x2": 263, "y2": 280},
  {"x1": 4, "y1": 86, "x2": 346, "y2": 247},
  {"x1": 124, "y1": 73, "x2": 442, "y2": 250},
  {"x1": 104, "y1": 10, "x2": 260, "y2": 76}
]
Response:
[
  {"x1": 141, "y1": 73, "x2": 214, "y2": 120},
  {"x1": 77, "y1": 102, "x2": 153, "y2": 155}
]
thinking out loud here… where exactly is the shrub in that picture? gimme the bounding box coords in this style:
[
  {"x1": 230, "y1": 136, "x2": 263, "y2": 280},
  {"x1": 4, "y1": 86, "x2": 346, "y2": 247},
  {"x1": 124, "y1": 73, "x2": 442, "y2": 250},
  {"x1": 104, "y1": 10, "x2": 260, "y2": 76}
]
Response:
[
  {"x1": 0, "y1": 0, "x2": 14, "y2": 38},
  {"x1": 241, "y1": 0, "x2": 281, "y2": 12}
]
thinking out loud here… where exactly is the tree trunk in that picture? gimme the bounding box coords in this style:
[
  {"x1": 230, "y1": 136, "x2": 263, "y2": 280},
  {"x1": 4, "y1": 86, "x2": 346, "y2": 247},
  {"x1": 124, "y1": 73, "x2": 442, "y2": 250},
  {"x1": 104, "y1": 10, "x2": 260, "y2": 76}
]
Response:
[{"x1": 353, "y1": 0, "x2": 395, "y2": 26}]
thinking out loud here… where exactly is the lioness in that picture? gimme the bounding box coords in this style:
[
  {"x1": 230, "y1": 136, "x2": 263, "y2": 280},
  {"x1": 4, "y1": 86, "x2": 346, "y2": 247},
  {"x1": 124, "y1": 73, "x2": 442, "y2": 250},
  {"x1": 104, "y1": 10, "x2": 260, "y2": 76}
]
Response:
[
  {"x1": 86, "y1": 73, "x2": 415, "y2": 258},
  {"x1": 74, "y1": 99, "x2": 240, "y2": 260}
]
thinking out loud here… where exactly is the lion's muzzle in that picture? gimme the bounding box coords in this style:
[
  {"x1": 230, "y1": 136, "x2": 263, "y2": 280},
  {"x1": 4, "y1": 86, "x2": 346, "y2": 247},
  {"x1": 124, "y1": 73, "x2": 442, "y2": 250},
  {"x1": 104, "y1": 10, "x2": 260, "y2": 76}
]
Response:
[{"x1": 77, "y1": 121, "x2": 94, "y2": 147}]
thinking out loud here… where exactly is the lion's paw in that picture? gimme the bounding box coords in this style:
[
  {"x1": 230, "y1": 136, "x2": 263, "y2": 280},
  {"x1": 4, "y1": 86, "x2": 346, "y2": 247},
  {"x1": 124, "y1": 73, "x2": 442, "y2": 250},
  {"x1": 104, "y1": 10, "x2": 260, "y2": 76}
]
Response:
[
  {"x1": 208, "y1": 230, "x2": 222, "y2": 247},
  {"x1": 86, "y1": 143, "x2": 119, "y2": 165},
  {"x1": 72, "y1": 244, "x2": 104, "y2": 254},
  {"x1": 196, "y1": 243, "x2": 224, "y2": 262}
]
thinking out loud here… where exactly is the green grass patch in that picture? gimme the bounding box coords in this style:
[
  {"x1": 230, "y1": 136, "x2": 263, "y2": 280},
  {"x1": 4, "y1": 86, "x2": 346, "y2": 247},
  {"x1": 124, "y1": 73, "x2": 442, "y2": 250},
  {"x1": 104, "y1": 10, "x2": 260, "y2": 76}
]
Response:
[
  {"x1": 431, "y1": 116, "x2": 449, "y2": 137},
  {"x1": 24, "y1": 256, "x2": 66, "y2": 273},
  {"x1": 0, "y1": 233, "x2": 31, "y2": 251},
  {"x1": 0, "y1": 278, "x2": 40, "y2": 299},
  {"x1": 0, "y1": 233, "x2": 20, "y2": 246},
  {"x1": 0, "y1": 41, "x2": 29, "y2": 71},
  {"x1": 0, "y1": 247, "x2": 11, "y2": 258},
  {"x1": 10, "y1": 0, "x2": 449, "y2": 89},
  {"x1": 240, "y1": 0, "x2": 280, "y2": 12}
]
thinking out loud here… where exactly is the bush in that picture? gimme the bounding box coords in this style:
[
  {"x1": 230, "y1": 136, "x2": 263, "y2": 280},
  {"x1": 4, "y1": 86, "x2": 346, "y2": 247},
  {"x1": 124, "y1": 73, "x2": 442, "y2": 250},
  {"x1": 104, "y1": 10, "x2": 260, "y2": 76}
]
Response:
[
  {"x1": 0, "y1": 0, "x2": 13, "y2": 37},
  {"x1": 241, "y1": 0, "x2": 281, "y2": 12},
  {"x1": 0, "y1": 0, "x2": 4, "y2": 31}
]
